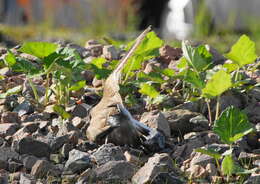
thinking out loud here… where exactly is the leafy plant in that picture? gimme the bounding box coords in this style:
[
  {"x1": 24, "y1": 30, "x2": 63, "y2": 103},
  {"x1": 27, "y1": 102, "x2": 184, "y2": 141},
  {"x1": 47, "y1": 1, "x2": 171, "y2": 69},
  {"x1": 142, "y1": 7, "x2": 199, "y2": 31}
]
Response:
[{"x1": 196, "y1": 106, "x2": 254, "y2": 180}]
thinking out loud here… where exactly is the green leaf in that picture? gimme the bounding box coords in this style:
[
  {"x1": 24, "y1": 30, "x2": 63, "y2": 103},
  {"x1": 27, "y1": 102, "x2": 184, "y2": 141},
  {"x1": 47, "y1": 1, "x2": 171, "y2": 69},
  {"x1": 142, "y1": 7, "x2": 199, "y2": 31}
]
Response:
[
  {"x1": 225, "y1": 35, "x2": 257, "y2": 67},
  {"x1": 53, "y1": 105, "x2": 71, "y2": 119},
  {"x1": 137, "y1": 72, "x2": 165, "y2": 84},
  {"x1": 223, "y1": 63, "x2": 239, "y2": 73},
  {"x1": 195, "y1": 148, "x2": 222, "y2": 160},
  {"x1": 0, "y1": 85, "x2": 22, "y2": 99},
  {"x1": 182, "y1": 42, "x2": 213, "y2": 72},
  {"x1": 69, "y1": 80, "x2": 86, "y2": 91},
  {"x1": 184, "y1": 69, "x2": 205, "y2": 89},
  {"x1": 123, "y1": 32, "x2": 164, "y2": 76},
  {"x1": 202, "y1": 70, "x2": 232, "y2": 98},
  {"x1": 128, "y1": 31, "x2": 164, "y2": 58},
  {"x1": 4, "y1": 50, "x2": 16, "y2": 66},
  {"x1": 19, "y1": 42, "x2": 58, "y2": 59},
  {"x1": 177, "y1": 57, "x2": 188, "y2": 70},
  {"x1": 90, "y1": 57, "x2": 112, "y2": 79},
  {"x1": 213, "y1": 106, "x2": 253, "y2": 145},
  {"x1": 221, "y1": 154, "x2": 235, "y2": 176},
  {"x1": 123, "y1": 55, "x2": 143, "y2": 76},
  {"x1": 155, "y1": 67, "x2": 175, "y2": 77},
  {"x1": 139, "y1": 83, "x2": 159, "y2": 98},
  {"x1": 11, "y1": 57, "x2": 40, "y2": 76},
  {"x1": 0, "y1": 75, "x2": 4, "y2": 80}
]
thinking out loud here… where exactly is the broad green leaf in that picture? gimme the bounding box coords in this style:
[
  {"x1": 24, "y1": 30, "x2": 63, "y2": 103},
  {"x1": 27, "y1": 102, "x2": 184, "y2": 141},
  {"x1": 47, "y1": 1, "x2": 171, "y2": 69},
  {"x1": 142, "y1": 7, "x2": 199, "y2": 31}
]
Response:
[
  {"x1": 139, "y1": 83, "x2": 159, "y2": 98},
  {"x1": 195, "y1": 148, "x2": 222, "y2": 160},
  {"x1": 213, "y1": 106, "x2": 253, "y2": 145},
  {"x1": 182, "y1": 42, "x2": 213, "y2": 72},
  {"x1": 202, "y1": 70, "x2": 232, "y2": 98},
  {"x1": 225, "y1": 35, "x2": 257, "y2": 67},
  {"x1": 69, "y1": 80, "x2": 86, "y2": 91},
  {"x1": 177, "y1": 57, "x2": 188, "y2": 70},
  {"x1": 137, "y1": 72, "x2": 165, "y2": 84},
  {"x1": 128, "y1": 31, "x2": 164, "y2": 58},
  {"x1": 53, "y1": 105, "x2": 71, "y2": 119},
  {"x1": 221, "y1": 154, "x2": 235, "y2": 176},
  {"x1": 223, "y1": 63, "x2": 239, "y2": 73},
  {"x1": 90, "y1": 58, "x2": 111, "y2": 79},
  {"x1": 0, "y1": 85, "x2": 22, "y2": 99},
  {"x1": 184, "y1": 69, "x2": 205, "y2": 89},
  {"x1": 124, "y1": 32, "x2": 164, "y2": 76},
  {"x1": 20, "y1": 42, "x2": 58, "y2": 59},
  {"x1": 0, "y1": 75, "x2": 4, "y2": 80},
  {"x1": 123, "y1": 55, "x2": 143, "y2": 76},
  {"x1": 11, "y1": 57, "x2": 40, "y2": 76},
  {"x1": 154, "y1": 67, "x2": 175, "y2": 77},
  {"x1": 4, "y1": 50, "x2": 16, "y2": 66}
]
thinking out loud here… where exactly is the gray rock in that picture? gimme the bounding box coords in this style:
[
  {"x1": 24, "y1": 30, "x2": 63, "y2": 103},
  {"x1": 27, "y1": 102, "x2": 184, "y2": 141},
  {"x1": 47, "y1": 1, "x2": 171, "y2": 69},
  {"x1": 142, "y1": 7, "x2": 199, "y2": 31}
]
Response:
[
  {"x1": 163, "y1": 109, "x2": 199, "y2": 136},
  {"x1": 140, "y1": 110, "x2": 171, "y2": 137},
  {"x1": 190, "y1": 115, "x2": 210, "y2": 132},
  {"x1": 72, "y1": 117, "x2": 85, "y2": 129},
  {"x1": 0, "y1": 171, "x2": 8, "y2": 184},
  {"x1": 0, "y1": 147, "x2": 20, "y2": 162},
  {"x1": 50, "y1": 135, "x2": 69, "y2": 153},
  {"x1": 186, "y1": 164, "x2": 207, "y2": 179},
  {"x1": 3, "y1": 95, "x2": 19, "y2": 111},
  {"x1": 244, "y1": 173, "x2": 260, "y2": 184},
  {"x1": 244, "y1": 103, "x2": 260, "y2": 124},
  {"x1": 22, "y1": 155, "x2": 38, "y2": 170},
  {"x1": 85, "y1": 44, "x2": 103, "y2": 57},
  {"x1": 8, "y1": 161, "x2": 23, "y2": 172},
  {"x1": 190, "y1": 152, "x2": 215, "y2": 167},
  {"x1": 151, "y1": 172, "x2": 184, "y2": 184},
  {"x1": 91, "y1": 143, "x2": 125, "y2": 166},
  {"x1": 22, "y1": 113, "x2": 51, "y2": 122},
  {"x1": 19, "y1": 173, "x2": 36, "y2": 184},
  {"x1": 1, "y1": 112, "x2": 20, "y2": 124},
  {"x1": 219, "y1": 91, "x2": 244, "y2": 111},
  {"x1": 65, "y1": 149, "x2": 91, "y2": 173},
  {"x1": 61, "y1": 144, "x2": 73, "y2": 159},
  {"x1": 132, "y1": 153, "x2": 176, "y2": 184},
  {"x1": 15, "y1": 137, "x2": 50, "y2": 158},
  {"x1": 94, "y1": 160, "x2": 135, "y2": 182},
  {"x1": 0, "y1": 123, "x2": 19, "y2": 137},
  {"x1": 0, "y1": 160, "x2": 8, "y2": 170},
  {"x1": 72, "y1": 103, "x2": 91, "y2": 118},
  {"x1": 103, "y1": 45, "x2": 119, "y2": 60},
  {"x1": 13, "y1": 100, "x2": 34, "y2": 116},
  {"x1": 31, "y1": 160, "x2": 60, "y2": 178}
]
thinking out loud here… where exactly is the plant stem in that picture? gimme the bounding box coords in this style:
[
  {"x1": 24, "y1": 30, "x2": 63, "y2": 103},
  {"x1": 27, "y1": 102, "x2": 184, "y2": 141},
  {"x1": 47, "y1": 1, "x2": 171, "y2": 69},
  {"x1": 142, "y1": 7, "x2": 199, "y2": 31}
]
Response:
[
  {"x1": 44, "y1": 73, "x2": 50, "y2": 106},
  {"x1": 206, "y1": 99, "x2": 212, "y2": 125},
  {"x1": 235, "y1": 69, "x2": 240, "y2": 81},
  {"x1": 215, "y1": 96, "x2": 220, "y2": 121},
  {"x1": 28, "y1": 78, "x2": 39, "y2": 103}
]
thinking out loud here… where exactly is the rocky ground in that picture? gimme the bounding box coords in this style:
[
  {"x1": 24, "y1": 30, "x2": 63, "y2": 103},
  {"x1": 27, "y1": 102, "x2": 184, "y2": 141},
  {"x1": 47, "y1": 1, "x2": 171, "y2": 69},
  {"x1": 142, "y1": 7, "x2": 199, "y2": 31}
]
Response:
[{"x1": 0, "y1": 36, "x2": 259, "y2": 184}]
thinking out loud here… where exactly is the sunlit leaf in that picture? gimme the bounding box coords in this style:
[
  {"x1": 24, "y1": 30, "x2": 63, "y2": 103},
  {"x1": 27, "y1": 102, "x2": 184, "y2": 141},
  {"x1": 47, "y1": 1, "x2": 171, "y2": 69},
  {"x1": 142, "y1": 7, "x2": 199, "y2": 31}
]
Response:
[
  {"x1": 69, "y1": 80, "x2": 86, "y2": 91},
  {"x1": 184, "y1": 69, "x2": 205, "y2": 89},
  {"x1": 182, "y1": 42, "x2": 213, "y2": 72},
  {"x1": 221, "y1": 154, "x2": 235, "y2": 176},
  {"x1": 53, "y1": 105, "x2": 71, "y2": 119},
  {"x1": 139, "y1": 83, "x2": 159, "y2": 98},
  {"x1": 4, "y1": 50, "x2": 16, "y2": 66},
  {"x1": 213, "y1": 106, "x2": 253, "y2": 145},
  {"x1": 195, "y1": 148, "x2": 222, "y2": 160},
  {"x1": 202, "y1": 70, "x2": 232, "y2": 98},
  {"x1": 20, "y1": 42, "x2": 58, "y2": 59},
  {"x1": 226, "y1": 35, "x2": 257, "y2": 67}
]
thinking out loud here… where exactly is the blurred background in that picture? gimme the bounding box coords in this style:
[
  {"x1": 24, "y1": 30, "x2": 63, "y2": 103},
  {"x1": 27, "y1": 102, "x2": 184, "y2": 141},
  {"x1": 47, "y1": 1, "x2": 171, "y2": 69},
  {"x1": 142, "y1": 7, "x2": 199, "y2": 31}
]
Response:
[{"x1": 1, "y1": 0, "x2": 260, "y2": 52}]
